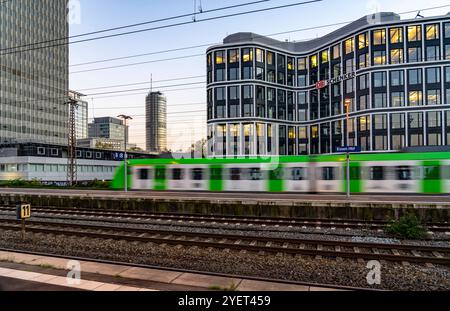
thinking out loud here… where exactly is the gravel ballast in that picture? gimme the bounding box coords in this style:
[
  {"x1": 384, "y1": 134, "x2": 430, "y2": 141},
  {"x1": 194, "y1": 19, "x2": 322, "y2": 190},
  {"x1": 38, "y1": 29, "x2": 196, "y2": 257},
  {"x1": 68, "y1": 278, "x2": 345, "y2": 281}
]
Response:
[{"x1": 0, "y1": 229, "x2": 449, "y2": 291}]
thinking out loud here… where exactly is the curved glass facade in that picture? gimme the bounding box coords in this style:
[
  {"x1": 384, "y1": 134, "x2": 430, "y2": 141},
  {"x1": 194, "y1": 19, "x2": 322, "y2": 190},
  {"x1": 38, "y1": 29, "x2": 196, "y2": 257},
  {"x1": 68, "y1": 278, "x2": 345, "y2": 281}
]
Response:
[{"x1": 206, "y1": 13, "x2": 450, "y2": 157}]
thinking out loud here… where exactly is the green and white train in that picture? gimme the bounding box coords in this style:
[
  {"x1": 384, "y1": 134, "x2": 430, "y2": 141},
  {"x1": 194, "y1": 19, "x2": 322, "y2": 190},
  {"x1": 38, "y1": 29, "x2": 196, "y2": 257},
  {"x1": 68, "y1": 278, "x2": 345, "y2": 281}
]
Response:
[{"x1": 111, "y1": 152, "x2": 450, "y2": 194}]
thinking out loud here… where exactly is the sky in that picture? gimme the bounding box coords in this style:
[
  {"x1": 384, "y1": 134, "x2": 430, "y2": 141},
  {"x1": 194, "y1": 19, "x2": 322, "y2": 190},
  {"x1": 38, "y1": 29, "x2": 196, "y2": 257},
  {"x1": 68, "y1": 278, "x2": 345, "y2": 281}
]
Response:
[{"x1": 68, "y1": 0, "x2": 450, "y2": 151}]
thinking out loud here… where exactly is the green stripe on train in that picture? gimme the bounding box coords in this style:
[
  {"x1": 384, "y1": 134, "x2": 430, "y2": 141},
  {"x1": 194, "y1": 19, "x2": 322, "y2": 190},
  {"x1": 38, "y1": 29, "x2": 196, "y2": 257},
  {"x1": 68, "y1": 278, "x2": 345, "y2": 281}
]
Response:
[
  {"x1": 268, "y1": 164, "x2": 284, "y2": 192},
  {"x1": 154, "y1": 165, "x2": 167, "y2": 191},
  {"x1": 209, "y1": 165, "x2": 224, "y2": 191},
  {"x1": 421, "y1": 161, "x2": 442, "y2": 194}
]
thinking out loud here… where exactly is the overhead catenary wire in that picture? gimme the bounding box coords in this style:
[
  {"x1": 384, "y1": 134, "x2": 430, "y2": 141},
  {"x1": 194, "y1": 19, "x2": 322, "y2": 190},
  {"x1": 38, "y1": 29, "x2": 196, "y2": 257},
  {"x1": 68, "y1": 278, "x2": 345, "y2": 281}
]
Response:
[
  {"x1": 0, "y1": 0, "x2": 323, "y2": 56},
  {"x1": 1, "y1": 0, "x2": 274, "y2": 53}
]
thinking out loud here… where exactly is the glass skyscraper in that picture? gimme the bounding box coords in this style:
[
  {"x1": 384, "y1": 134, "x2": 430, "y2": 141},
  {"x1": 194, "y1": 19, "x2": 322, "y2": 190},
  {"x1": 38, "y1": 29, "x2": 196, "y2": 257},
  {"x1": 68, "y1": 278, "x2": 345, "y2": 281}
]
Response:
[
  {"x1": 146, "y1": 91, "x2": 167, "y2": 153},
  {"x1": 0, "y1": 0, "x2": 69, "y2": 145}
]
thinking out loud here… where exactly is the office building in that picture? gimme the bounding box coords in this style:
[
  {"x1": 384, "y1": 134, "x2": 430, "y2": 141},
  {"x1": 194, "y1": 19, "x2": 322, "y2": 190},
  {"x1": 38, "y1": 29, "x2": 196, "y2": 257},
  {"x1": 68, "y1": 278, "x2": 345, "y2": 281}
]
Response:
[
  {"x1": 0, "y1": 0, "x2": 69, "y2": 145},
  {"x1": 145, "y1": 91, "x2": 167, "y2": 153},
  {"x1": 206, "y1": 12, "x2": 450, "y2": 157}
]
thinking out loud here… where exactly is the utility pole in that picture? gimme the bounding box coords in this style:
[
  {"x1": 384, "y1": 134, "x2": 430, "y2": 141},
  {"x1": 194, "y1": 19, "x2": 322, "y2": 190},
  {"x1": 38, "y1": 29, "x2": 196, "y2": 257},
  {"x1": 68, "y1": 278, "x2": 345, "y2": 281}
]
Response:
[
  {"x1": 117, "y1": 115, "x2": 133, "y2": 192},
  {"x1": 66, "y1": 97, "x2": 79, "y2": 187},
  {"x1": 344, "y1": 98, "x2": 351, "y2": 199}
]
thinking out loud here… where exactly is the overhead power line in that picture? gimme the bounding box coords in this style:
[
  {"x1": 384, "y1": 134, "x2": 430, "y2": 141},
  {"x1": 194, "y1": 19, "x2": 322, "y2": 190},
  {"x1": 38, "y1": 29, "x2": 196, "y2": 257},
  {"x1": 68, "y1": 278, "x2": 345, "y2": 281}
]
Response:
[
  {"x1": 0, "y1": 0, "x2": 323, "y2": 56},
  {"x1": 1, "y1": 0, "x2": 273, "y2": 53},
  {"x1": 83, "y1": 81, "x2": 205, "y2": 96}
]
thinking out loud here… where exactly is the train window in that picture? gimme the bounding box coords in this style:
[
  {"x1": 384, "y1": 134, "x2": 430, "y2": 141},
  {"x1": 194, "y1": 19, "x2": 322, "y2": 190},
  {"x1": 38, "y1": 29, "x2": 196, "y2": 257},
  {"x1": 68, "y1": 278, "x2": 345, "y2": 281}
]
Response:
[
  {"x1": 138, "y1": 169, "x2": 149, "y2": 180},
  {"x1": 424, "y1": 166, "x2": 440, "y2": 180},
  {"x1": 370, "y1": 166, "x2": 384, "y2": 180},
  {"x1": 291, "y1": 167, "x2": 305, "y2": 181},
  {"x1": 230, "y1": 168, "x2": 241, "y2": 181},
  {"x1": 442, "y1": 166, "x2": 450, "y2": 179},
  {"x1": 172, "y1": 168, "x2": 184, "y2": 180},
  {"x1": 322, "y1": 167, "x2": 335, "y2": 180},
  {"x1": 155, "y1": 168, "x2": 166, "y2": 180},
  {"x1": 248, "y1": 168, "x2": 262, "y2": 180},
  {"x1": 396, "y1": 166, "x2": 412, "y2": 180},
  {"x1": 192, "y1": 168, "x2": 204, "y2": 181}
]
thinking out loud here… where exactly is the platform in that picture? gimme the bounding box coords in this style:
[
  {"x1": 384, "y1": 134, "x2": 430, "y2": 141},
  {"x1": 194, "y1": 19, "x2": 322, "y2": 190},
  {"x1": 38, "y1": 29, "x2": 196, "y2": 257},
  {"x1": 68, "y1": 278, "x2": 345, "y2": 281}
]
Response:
[{"x1": 0, "y1": 250, "x2": 342, "y2": 291}]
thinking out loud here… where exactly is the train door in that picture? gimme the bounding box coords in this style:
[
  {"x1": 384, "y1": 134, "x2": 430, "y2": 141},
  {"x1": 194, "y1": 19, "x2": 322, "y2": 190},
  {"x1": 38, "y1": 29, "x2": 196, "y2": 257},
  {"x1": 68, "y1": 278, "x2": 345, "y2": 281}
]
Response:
[
  {"x1": 224, "y1": 164, "x2": 266, "y2": 192},
  {"x1": 316, "y1": 163, "x2": 342, "y2": 193},
  {"x1": 421, "y1": 161, "x2": 443, "y2": 194},
  {"x1": 131, "y1": 166, "x2": 153, "y2": 190}
]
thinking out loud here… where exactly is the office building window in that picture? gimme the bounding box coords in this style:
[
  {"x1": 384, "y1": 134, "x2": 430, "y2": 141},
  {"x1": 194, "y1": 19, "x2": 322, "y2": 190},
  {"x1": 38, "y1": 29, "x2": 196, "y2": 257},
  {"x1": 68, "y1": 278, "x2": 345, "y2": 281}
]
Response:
[
  {"x1": 390, "y1": 70, "x2": 404, "y2": 86},
  {"x1": 374, "y1": 114, "x2": 387, "y2": 130},
  {"x1": 359, "y1": 53, "x2": 369, "y2": 69},
  {"x1": 407, "y1": 25, "x2": 421, "y2": 41},
  {"x1": 358, "y1": 33, "x2": 369, "y2": 49},
  {"x1": 256, "y1": 48, "x2": 264, "y2": 63},
  {"x1": 321, "y1": 50, "x2": 329, "y2": 63},
  {"x1": 373, "y1": 93, "x2": 387, "y2": 108},
  {"x1": 298, "y1": 57, "x2": 307, "y2": 70},
  {"x1": 215, "y1": 69, "x2": 225, "y2": 82},
  {"x1": 389, "y1": 27, "x2": 403, "y2": 43},
  {"x1": 267, "y1": 52, "x2": 275, "y2": 65},
  {"x1": 427, "y1": 89, "x2": 441, "y2": 105},
  {"x1": 333, "y1": 44, "x2": 341, "y2": 59},
  {"x1": 359, "y1": 74, "x2": 368, "y2": 90},
  {"x1": 408, "y1": 47, "x2": 422, "y2": 62},
  {"x1": 427, "y1": 111, "x2": 442, "y2": 127},
  {"x1": 426, "y1": 46, "x2": 440, "y2": 61},
  {"x1": 425, "y1": 24, "x2": 439, "y2": 40},
  {"x1": 228, "y1": 49, "x2": 239, "y2": 63},
  {"x1": 391, "y1": 113, "x2": 405, "y2": 129},
  {"x1": 446, "y1": 67, "x2": 450, "y2": 83},
  {"x1": 445, "y1": 45, "x2": 450, "y2": 60},
  {"x1": 228, "y1": 68, "x2": 239, "y2": 81},
  {"x1": 426, "y1": 67, "x2": 441, "y2": 84},
  {"x1": 409, "y1": 91, "x2": 423, "y2": 106},
  {"x1": 373, "y1": 29, "x2": 386, "y2": 45},
  {"x1": 391, "y1": 92, "x2": 405, "y2": 107},
  {"x1": 345, "y1": 38, "x2": 354, "y2": 54},
  {"x1": 215, "y1": 50, "x2": 225, "y2": 64},
  {"x1": 373, "y1": 72, "x2": 387, "y2": 87},
  {"x1": 445, "y1": 23, "x2": 450, "y2": 38},
  {"x1": 390, "y1": 49, "x2": 403, "y2": 64},
  {"x1": 408, "y1": 69, "x2": 422, "y2": 85},
  {"x1": 242, "y1": 48, "x2": 253, "y2": 62},
  {"x1": 373, "y1": 51, "x2": 386, "y2": 65}
]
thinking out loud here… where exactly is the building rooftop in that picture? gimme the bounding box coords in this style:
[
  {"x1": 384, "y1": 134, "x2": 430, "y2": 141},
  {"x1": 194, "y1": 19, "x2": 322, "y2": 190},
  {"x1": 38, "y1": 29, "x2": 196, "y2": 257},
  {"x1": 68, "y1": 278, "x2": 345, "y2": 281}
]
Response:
[{"x1": 220, "y1": 12, "x2": 450, "y2": 53}]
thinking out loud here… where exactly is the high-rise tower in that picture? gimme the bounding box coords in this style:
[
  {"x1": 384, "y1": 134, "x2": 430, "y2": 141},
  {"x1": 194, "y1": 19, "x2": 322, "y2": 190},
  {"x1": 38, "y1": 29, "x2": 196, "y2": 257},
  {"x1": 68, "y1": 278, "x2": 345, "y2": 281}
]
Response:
[
  {"x1": 0, "y1": 0, "x2": 69, "y2": 145},
  {"x1": 145, "y1": 91, "x2": 167, "y2": 153}
]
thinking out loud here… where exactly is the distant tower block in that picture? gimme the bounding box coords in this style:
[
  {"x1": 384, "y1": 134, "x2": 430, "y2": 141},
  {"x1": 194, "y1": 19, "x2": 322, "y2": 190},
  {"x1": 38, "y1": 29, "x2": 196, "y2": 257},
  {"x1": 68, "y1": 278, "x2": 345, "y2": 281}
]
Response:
[{"x1": 146, "y1": 91, "x2": 167, "y2": 153}]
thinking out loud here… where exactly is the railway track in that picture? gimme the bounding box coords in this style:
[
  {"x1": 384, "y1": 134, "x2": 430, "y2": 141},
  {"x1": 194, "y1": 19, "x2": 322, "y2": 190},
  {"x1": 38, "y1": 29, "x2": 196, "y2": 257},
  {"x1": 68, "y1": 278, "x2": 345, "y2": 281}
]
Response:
[
  {"x1": 0, "y1": 219, "x2": 449, "y2": 266},
  {"x1": 1, "y1": 206, "x2": 449, "y2": 233}
]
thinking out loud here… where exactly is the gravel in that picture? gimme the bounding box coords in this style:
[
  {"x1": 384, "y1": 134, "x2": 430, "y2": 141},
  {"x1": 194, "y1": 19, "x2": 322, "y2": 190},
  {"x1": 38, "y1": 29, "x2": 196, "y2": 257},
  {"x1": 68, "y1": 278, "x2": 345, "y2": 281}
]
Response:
[{"x1": 0, "y1": 229, "x2": 449, "y2": 290}]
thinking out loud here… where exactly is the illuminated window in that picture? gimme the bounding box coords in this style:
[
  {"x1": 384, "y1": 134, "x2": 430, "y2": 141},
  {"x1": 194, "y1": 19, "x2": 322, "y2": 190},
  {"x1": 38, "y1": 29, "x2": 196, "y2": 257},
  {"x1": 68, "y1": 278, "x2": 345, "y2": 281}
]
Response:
[
  {"x1": 299, "y1": 127, "x2": 307, "y2": 139},
  {"x1": 297, "y1": 57, "x2": 307, "y2": 70},
  {"x1": 215, "y1": 51, "x2": 225, "y2": 64},
  {"x1": 242, "y1": 48, "x2": 253, "y2": 62},
  {"x1": 345, "y1": 38, "x2": 354, "y2": 54},
  {"x1": 358, "y1": 33, "x2": 368, "y2": 49},
  {"x1": 228, "y1": 49, "x2": 239, "y2": 64},
  {"x1": 267, "y1": 51, "x2": 274, "y2": 65},
  {"x1": 426, "y1": 24, "x2": 439, "y2": 40},
  {"x1": 288, "y1": 127, "x2": 296, "y2": 139},
  {"x1": 332, "y1": 44, "x2": 341, "y2": 59},
  {"x1": 408, "y1": 25, "x2": 421, "y2": 41},
  {"x1": 409, "y1": 91, "x2": 423, "y2": 106},
  {"x1": 321, "y1": 50, "x2": 329, "y2": 63},
  {"x1": 390, "y1": 49, "x2": 403, "y2": 64},
  {"x1": 207, "y1": 54, "x2": 212, "y2": 66},
  {"x1": 256, "y1": 48, "x2": 264, "y2": 63},
  {"x1": 427, "y1": 90, "x2": 441, "y2": 105},
  {"x1": 287, "y1": 57, "x2": 294, "y2": 70},
  {"x1": 310, "y1": 55, "x2": 318, "y2": 68},
  {"x1": 389, "y1": 28, "x2": 403, "y2": 43},
  {"x1": 373, "y1": 51, "x2": 386, "y2": 65},
  {"x1": 446, "y1": 45, "x2": 450, "y2": 60},
  {"x1": 311, "y1": 126, "x2": 319, "y2": 139},
  {"x1": 359, "y1": 116, "x2": 369, "y2": 131},
  {"x1": 359, "y1": 53, "x2": 369, "y2": 69},
  {"x1": 373, "y1": 29, "x2": 386, "y2": 45}
]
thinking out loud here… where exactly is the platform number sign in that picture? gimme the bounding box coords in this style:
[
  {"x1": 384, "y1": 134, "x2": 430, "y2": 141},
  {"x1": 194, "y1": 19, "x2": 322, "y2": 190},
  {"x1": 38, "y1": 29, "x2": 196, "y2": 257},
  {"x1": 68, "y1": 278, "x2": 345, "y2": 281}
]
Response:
[{"x1": 16, "y1": 204, "x2": 31, "y2": 220}]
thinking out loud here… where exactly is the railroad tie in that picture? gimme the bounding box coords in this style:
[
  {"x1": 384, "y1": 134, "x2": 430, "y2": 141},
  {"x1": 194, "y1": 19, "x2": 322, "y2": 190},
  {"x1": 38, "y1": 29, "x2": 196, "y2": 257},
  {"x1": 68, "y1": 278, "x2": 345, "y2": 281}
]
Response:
[
  {"x1": 317, "y1": 244, "x2": 323, "y2": 251},
  {"x1": 250, "y1": 241, "x2": 257, "y2": 246},
  {"x1": 372, "y1": 248, "x2": 380, "y2": 255},
  {"x1": 432, "y1": 251, "x2": 443, "y2": 258},
  {"x1": 299, "y1": 244, "x2": 306, "y2": 250},
  {"x1": 335, "y1": 246, "x2": 341, "y2": 252},
  {"x1": 392, "y1": 249, "x2": 400, "y2": 256},
  {"x1": 283, "y1": 243, "x2": 289, "y2": 249},
  {"x1": 234, "y1": 240, "x2": 242, "y2": 245},
  {"x1": 411, "y1": 250, "x2": 422, "y2": 257},
  {"x1": 266, "y1": 242, "x2": 272, "y2": 247}
]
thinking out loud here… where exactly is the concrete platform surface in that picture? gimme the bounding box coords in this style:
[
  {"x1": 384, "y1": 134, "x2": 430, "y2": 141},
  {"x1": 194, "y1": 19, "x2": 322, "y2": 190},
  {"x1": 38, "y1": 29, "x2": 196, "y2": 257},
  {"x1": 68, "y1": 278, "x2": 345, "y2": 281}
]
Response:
[{"x1": 0, "y1": 250, "x2": 343, "y2": 291}]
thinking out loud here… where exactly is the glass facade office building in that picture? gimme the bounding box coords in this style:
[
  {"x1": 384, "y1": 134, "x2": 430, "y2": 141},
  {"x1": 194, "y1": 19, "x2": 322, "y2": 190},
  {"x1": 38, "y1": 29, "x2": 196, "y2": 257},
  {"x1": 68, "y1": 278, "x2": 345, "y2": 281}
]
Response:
[
  {"x1": 0, "y1": 0, "x2": 69, "y2": 145},
  {"x1": 145, "y1": 91, "x2": 167, "y2": 153},
  {"x1": 206, "y1": 12, "x2": 450, "y2": 157}
]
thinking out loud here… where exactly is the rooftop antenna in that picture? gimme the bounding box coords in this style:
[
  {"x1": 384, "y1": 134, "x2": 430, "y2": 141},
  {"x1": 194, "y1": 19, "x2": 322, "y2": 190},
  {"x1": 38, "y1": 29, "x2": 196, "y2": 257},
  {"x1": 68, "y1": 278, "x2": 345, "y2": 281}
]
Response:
[
  {"x1": 198, "y1": 0, "x2": 203, "y2": 13},
  {"x1": 150, "y1": 74, "x2": 153, "y2": 93},
  {"x1": 415, "y1": 11, "x2": 424, "y2": 18},
  {"x1": 193, "y1": 0, "x2": 197, "y2": 22}
]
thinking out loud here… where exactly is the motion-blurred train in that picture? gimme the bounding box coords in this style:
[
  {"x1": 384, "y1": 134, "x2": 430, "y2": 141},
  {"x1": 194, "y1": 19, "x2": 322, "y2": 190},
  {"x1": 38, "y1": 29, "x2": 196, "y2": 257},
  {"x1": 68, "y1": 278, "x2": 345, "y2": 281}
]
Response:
[{"x1": 111, "y1": 150, "x2": 450, "y2": 194}]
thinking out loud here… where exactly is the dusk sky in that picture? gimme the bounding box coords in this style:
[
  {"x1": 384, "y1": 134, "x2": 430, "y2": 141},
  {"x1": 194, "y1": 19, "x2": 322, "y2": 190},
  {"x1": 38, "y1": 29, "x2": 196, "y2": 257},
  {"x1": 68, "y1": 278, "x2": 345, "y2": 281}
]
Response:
[{"x1": 68, "y1": 0, "x2": 450, "y2": 151}]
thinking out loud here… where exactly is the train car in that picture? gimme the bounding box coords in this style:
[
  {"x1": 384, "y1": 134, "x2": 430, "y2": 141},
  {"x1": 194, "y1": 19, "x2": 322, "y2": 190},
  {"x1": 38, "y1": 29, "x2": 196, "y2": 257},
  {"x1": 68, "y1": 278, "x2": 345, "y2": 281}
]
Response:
[{"x1": 111, "y1": 152, "x2": 450, "y2": 194}]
